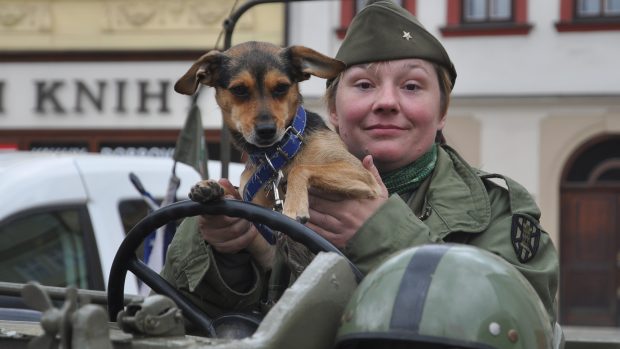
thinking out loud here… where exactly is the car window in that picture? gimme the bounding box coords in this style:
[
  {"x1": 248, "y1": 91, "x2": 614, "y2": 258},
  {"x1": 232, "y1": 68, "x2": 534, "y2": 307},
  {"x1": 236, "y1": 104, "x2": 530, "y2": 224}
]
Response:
[
  {"x1": 118, "y1": 199, "x2": 181, "y2": 263},
  {"x1": 0, "y1": 206, "x2": 101, "y2": 289},
  {"x1": 118, "y1": 199, "x2": 152, "y2": 262}
]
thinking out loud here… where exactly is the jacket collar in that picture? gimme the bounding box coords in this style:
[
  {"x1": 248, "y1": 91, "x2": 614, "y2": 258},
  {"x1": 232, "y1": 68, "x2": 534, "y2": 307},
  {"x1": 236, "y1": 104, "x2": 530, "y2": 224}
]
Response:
[{"x1": 407, "y1": 145, "x2": 491, "y2": 236}]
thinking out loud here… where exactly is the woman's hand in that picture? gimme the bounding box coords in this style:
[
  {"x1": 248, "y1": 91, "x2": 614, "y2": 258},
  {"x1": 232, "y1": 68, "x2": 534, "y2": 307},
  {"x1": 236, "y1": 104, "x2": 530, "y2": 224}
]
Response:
[
  {"x1": 197, "y1": 178, "x2": 275, "y2": 268},
  {"x1": 306, "y1": 155, "x2": 389, "y2": 248},
  {"x1": 197, "y1": 178, "x2": 258, "y2": 254}
]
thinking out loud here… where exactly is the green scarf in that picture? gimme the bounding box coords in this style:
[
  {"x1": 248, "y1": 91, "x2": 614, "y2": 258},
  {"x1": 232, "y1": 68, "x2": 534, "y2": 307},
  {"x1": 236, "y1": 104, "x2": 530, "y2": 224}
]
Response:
[{"x1": 381, "y1": 144, "x2": 437, "y2": 196}]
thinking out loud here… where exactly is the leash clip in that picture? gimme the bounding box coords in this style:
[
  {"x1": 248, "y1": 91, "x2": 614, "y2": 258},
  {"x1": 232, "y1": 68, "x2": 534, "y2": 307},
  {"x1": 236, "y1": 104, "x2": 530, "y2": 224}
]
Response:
[
  {"x1": 271, "y1": 170, "x2": 284, "y2": 212},
  {"x1": 261, "y1": 153, "x2": 284, "y2": 212}
]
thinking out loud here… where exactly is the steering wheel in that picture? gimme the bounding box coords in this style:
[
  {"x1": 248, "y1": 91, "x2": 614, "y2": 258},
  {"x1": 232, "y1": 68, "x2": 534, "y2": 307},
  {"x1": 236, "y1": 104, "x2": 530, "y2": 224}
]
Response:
[{"x1": 107, "y1": 199, "x2": 362, "y2": 337}]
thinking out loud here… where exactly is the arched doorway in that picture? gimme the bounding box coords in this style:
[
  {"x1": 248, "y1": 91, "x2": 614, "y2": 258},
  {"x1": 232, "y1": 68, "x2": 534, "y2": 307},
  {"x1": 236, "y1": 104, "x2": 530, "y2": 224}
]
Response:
[{"x1": 560, "y1": 135, "x2": 620, "y2": 326}]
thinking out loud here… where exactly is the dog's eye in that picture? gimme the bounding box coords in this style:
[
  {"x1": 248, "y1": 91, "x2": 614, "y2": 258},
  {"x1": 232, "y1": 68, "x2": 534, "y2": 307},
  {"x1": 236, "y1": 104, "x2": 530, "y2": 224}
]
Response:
[
  {"x1": 272, "y1": 83, "x2": 290, "y2": 97},
  {"x1": 229, "y1": 85, "x2": 249, "y2": 98}
]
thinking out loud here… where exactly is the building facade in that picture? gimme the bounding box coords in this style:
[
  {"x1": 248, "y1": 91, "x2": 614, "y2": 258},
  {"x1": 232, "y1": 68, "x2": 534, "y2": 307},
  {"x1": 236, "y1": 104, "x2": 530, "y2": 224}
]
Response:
[{"x1": 0, "y1": 0, "x2": 286, "y2": 161}]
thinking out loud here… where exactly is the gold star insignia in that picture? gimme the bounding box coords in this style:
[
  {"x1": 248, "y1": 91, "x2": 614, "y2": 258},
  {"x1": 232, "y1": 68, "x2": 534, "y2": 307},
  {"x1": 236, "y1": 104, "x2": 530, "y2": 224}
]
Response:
[{"x1": 402, "y1": 31, "x2": 412, "y2": 41}]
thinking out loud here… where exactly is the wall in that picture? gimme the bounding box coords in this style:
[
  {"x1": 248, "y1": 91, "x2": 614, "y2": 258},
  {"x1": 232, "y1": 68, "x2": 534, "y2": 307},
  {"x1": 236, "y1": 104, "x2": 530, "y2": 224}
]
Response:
[
  {"x1": 0, "y1": 1, "x2": 285, "y2": 129},
  {"x1": 0, "y1": 0, "x2": 284, "y2": 50}
]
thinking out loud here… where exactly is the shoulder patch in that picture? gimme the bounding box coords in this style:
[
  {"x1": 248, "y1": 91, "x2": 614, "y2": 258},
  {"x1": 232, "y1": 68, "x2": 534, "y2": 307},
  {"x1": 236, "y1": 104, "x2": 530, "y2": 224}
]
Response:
[{"x1": 511, "y1": 214, "x2": 541, "y2": 263}]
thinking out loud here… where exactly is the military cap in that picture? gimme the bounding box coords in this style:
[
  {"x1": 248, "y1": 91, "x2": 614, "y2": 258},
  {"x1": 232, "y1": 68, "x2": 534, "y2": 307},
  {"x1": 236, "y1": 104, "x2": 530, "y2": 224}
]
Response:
[{"x1": 334, "y1": 0, "x2": 457, "y2": 88}]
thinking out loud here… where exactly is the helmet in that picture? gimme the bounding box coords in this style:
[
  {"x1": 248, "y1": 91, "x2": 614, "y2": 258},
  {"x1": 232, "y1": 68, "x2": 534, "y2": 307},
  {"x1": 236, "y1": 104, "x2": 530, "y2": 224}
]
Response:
[{"x1": 335, "y1": 244, "x2": 554, "y2": 349}]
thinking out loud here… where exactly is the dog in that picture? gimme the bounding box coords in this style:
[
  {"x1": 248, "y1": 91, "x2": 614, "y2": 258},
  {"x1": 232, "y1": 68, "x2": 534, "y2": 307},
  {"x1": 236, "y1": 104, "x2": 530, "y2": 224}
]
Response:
[{"x1": 174, "y1": 41, "x2": 381, "y2": 268}]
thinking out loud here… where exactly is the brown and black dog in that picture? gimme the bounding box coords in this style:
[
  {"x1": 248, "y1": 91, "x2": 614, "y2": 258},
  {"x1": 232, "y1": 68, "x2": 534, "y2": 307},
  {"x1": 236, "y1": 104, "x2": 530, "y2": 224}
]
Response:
[{"x1": 174, "y1": 41, "x2": 380, "y2": 265}]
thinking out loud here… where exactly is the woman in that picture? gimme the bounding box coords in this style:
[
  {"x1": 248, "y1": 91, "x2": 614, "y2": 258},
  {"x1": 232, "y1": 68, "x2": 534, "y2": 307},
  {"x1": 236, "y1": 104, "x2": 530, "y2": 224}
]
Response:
[{"x1": 161, "y1": 0, "x2": 559, "y2": 325}]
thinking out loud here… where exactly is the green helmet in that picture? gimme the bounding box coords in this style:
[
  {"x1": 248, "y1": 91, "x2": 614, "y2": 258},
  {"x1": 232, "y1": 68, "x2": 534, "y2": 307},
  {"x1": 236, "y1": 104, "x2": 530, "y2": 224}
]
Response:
[{"x1": 335, "y1": 244, "x2": 553, "y2": 349}]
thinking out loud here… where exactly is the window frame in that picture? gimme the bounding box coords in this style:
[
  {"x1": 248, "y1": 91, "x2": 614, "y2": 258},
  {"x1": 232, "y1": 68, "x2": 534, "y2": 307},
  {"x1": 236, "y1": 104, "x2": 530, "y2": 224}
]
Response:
[
  {"x1": 575, "y1": 0, "x2": 620, "y2": 19},
  {"x1": 462, "y1": 0, "x2": 514, "y2": 23},
  {"x1": 556, "y1": 0, "x2": 620, "y2": 31},
  {"x1": 441, "y1": 0, "x2": 533, "y2": 37},
  {"x1": 336, "y1": 0, "x2": 417, "y2": 39}
]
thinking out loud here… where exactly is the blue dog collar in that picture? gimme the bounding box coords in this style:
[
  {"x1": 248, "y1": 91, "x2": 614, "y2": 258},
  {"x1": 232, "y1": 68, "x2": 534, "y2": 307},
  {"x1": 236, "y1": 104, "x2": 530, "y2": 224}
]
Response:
[
  {"x1": 243, "y1": 105, "x2": 306, "y2": 202},
  {"x1": 243, "y1": 105, "x2": 307, "y2": 244}
]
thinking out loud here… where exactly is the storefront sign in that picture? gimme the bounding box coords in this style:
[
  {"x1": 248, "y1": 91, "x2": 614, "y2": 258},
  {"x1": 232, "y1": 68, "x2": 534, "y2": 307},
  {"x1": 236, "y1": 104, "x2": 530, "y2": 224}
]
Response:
[
  {"x1": 32, "y1": 80, "x2": 170, "y2": 115},
  {"x1": 0, "y1": 61, "x2": 221, "y2": 129}
]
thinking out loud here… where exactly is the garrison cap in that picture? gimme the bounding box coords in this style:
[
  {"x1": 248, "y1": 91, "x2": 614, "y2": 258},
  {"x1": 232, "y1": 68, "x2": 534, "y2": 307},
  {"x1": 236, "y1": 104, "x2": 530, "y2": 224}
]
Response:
[{"x1": 334, "y1": 0, "x2": 457, "y2": 88}]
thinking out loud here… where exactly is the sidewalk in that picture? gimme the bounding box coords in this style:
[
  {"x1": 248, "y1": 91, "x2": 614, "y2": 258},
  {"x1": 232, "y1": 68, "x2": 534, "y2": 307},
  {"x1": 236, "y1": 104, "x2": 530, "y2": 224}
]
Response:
[{"x1": 564, "y1": 325, "x2": 620, "y2": 348}]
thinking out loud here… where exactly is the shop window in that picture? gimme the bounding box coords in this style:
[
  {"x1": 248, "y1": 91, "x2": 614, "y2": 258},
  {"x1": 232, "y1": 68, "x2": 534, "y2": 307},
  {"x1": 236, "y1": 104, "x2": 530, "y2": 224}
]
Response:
[
  {"x1": 556, "y1": 0, "x2": 620, "y2": 31},
  {"x1": 0, "y1": 129, "x2": 243, "y2": 163},
  {"x1": 337, "y1": 0, "x2": 417, "y2": 39},
  {"x1": 441, "y1": 0, "x2": 533, "y2": 36},
  {"x1": 0, "y1": 206, "x2": 103, "y2": 290}
]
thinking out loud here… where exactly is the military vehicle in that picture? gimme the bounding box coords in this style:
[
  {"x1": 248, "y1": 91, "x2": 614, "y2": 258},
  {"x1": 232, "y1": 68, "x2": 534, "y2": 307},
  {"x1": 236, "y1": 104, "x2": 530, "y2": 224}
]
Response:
[
  {"x1": 1, "y1": 1, "x2": 619, "y2": 348},
  {"x1": 0, "y1": 199, "x2": 355, "y2": 348},
  {"x1": 0, "y1": 198, "x2": 618, "y2": 349}
]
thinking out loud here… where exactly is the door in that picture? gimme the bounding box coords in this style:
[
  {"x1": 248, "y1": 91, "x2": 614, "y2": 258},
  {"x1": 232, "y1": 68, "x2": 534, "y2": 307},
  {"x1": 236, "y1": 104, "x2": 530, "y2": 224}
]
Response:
[
  {"x1": 560, "y1": 136, "x2": 620, "y2": 326},
  {"x1": 560, "y1": 189, "x2": 619, "y2": 325}
]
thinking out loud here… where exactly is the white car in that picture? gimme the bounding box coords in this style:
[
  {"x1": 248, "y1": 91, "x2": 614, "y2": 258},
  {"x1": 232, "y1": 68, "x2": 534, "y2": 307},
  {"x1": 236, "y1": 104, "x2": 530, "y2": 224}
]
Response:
[{"x1": 0, "y1": 151, "x2": 243, "y2": 295}]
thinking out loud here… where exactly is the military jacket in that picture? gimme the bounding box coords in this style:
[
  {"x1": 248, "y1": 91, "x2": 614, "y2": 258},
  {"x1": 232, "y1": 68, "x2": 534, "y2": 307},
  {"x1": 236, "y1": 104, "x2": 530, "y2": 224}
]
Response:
[{"x1": 161, "y1": 145, "x2": 559, "y2": 322}]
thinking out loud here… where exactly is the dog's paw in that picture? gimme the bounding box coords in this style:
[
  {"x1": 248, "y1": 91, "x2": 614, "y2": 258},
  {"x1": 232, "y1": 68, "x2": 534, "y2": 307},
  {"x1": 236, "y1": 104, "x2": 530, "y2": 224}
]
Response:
[
  {"x1": 283, "y1": 207, "x2": 309, "y2": 224},
  {"x1": 189, "y1": 180, "x2": 225, "y2": 203}
]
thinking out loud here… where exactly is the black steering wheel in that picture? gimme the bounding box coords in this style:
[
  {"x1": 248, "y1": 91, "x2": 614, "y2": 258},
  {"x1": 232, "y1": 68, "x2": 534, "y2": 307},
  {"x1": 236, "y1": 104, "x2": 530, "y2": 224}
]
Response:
[{"x1": 107, "y1": 199, "x2": 362, "y2": 337}]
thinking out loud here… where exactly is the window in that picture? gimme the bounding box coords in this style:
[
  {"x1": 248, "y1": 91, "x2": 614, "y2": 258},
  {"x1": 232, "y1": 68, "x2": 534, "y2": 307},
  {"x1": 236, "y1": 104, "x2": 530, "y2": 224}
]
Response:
[
  {"x1": 337, "y1": 0, "x2": 417, "y2": 39},
  {"x1": 118, "y1": 199, "x2": 180, "y2": 264},
  {"x1": 0, "y1": 206, "x2": 104, "y2": 290},
  {"x1": 564, "y1": 137, "x2": 620, "y2": 184},
  {"x1": 441, "y1": 0, "x2": 532, "y2": 37},
  {"x1": 463, "y1": 0, "x2": 512, "y2": 22},
  {"x1": 119, "y1": 199, "x2": 159, "y2": 263},
  {"x1": 576, "y1": 0, "x2": 620, "y2": 18},
  {"x1": 556, "y1": 0, "x2": 620, "y2": 31},
  {"x1": 0, "y1": 129, "x2": 243, "y2": 162}
]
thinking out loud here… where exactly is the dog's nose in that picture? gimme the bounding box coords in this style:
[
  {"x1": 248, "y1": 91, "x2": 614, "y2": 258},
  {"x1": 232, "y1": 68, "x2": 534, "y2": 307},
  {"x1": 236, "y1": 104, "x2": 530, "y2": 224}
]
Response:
[{"x1": 255, "y1": 122, "x2": 277, "y2": 141}]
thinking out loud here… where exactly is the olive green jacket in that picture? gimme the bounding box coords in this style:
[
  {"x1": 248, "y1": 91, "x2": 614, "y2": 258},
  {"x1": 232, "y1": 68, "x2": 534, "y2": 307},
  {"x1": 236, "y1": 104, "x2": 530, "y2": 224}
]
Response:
[{"x1": 161, "y1": 145, "x2": 559, "y2": 322}]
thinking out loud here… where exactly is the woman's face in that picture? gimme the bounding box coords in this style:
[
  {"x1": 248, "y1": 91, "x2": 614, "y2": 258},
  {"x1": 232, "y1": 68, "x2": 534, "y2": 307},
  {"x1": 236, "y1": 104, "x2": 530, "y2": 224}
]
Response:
[{"x1": 329, "y1": 59, "x2": 446, "y2": 172}]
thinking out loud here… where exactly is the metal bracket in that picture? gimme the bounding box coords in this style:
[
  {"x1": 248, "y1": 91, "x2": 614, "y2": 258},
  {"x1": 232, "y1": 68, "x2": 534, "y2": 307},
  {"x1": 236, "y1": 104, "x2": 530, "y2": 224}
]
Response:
[
  {"x1": 117, "y1": 295, "x2": 185, "y2": 337},
  {"x1": 21, "y1": 281, "x2": 112, "y2": 349}
]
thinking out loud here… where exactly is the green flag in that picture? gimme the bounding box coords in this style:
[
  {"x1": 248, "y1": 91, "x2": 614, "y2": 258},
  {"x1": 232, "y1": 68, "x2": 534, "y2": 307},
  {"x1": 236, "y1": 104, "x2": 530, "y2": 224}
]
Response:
[{"x1": 173, "y1": 104, "x2": 209, "y2": 179}]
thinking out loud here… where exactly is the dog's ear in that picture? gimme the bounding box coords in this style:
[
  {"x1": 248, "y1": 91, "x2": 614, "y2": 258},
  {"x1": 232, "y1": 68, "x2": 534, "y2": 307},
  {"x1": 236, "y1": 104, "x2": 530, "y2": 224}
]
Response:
[
  {"x1": 174, "y1": 51, "x2": 224, "y2": 95},
  {"x1": 283, "y1": 46, "x2": 345, "y2": 82}
]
